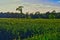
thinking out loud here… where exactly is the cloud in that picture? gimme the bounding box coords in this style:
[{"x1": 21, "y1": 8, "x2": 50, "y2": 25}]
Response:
[
  {"x1": 0, "y1": 0, "x2": 60, "y2": 13},
  {"x1": 21, "y1": 3, "x2": 60, "y2": 13}
]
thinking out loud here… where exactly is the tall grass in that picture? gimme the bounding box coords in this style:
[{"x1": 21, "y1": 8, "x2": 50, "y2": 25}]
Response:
[{"x1": 0, "y1": 18, "x2": 60, "y2": 40}]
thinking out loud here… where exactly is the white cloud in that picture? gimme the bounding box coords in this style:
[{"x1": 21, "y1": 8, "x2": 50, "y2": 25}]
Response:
[
  {"x1": 21, "y1": 3, "x2": 60, "y2": 13},
  {"x1": 0, "y1": 0, "x2": 60, "y2": 13}
]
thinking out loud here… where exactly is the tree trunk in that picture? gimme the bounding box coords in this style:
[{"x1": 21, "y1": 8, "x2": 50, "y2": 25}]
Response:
[{"x1": 20, "y1": 9, "x2": 22, "y2": 14}]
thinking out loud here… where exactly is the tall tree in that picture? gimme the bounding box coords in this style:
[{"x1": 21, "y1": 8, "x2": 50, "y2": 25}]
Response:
[
  {"x1": 16, "y1": 6, "x2": 24, "y2": 14},
  {"x1": 51, "y1": 10, "x2": 56, "y2": 14}
]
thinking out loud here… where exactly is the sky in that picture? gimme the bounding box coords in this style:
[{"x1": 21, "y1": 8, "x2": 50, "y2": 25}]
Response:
[{"x1": 0, "y1": 0, "x2": 60, "y2": 13}]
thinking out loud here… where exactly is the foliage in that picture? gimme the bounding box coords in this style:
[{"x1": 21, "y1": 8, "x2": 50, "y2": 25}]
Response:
[
  {"x1": 48, "y1": 14, "x2": 55, "y2": 19},
  {"x1": 16, "y1": 6, "x2": 23, "y2": 14},
  {"x1": 0, "y1": 18, "x2": 60, "y2": 40},
  {"x1": 0, "y1": 10, "x2": 60, "y2": 19}
]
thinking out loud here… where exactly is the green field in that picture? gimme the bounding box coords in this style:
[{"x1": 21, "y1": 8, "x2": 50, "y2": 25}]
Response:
[{"x1": 0, "y1": 18, "x2": 60, "y2": 40}]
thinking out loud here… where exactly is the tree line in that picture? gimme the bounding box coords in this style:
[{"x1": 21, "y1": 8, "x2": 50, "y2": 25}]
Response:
[{"x1": 0, "y1": 6, "x2": 60, "y2": 19}]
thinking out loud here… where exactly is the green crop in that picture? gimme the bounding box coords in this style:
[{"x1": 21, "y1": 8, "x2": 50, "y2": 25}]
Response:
[{"x1": 0, "y1": 18, "x2": 60, "y2": 40}]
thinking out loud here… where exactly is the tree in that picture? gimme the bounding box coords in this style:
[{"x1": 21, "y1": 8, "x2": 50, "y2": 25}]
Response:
[
  {"x1": 51, "y1": 10, "x2": 56, "y2": 14},
  {"x1": 48, "y1": 14, "x2": 55, "y2": 19},
  {"x1": 29, "y1": 13, "x2": 34, "y2": 18},
  {"x1": 46, "y1": 11, "x2": 50, "y2": 14},
  {"x1": 25, "y1": 12, "x2": 29, "y2": 18},
  {"x1": 16, "y1": 6, "x2": 24, "y2": 14},
  {"x1": 34, "y1": 11, "x2": 40, "y2": 18},
  {"x1": 48, "y1": 10, "x2": 56, "y2": 19}
]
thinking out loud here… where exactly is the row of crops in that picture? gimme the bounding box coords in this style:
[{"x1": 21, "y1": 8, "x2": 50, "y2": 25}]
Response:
[{"x1": 0, "y1": 18, "x2": 60, "y2": 40}]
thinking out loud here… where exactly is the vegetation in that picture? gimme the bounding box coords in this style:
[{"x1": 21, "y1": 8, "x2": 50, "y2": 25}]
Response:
[
  {"x1": 0, "y1": 10, "x2": 60, "y2": 19},
  {"x1": 16, "y1": 6, "x2": 24, "y2": 14},
  {"x1": 0, "y1": 6, "x2": 60, "y2": 19},
  {"x1": 0, "y1": 18, "x2": 60, "y2": 40},
  {"x1": 0, "y1": 6, "x2": 60, "y2": 40}
]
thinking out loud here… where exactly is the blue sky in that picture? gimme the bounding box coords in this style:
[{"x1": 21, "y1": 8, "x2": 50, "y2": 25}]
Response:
[{"x1": 0, "y1": 0, "x2": 60, "y2": 13}]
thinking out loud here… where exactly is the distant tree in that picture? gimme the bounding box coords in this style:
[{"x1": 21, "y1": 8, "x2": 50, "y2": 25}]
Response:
[
  {"x1": 45, "y1": 11, "x2": 50, "y2": 18},
  {"x1": 48, "y1": 14, "x2": 55, "y2": 19},
  {"x1": 34, "y1": 11, "x2": 40, "y2": 18},
  {"x1": 51, "y1": 10, "x2": 56, "y2": 14},
  {"x1": 35, "y1": 11, "x2": 40, "y2": 14},
  {"x1": 16, "y1": 6, "x2": 24, "y2": 14},
  {"x1": 25, "y1": 12, "x2": 29, "y2": 18},
  {"x1": 30, "y1": 13, "x2": 34, "y2": 18},
  {"x1": 46, "y1": 11, "x2": 50, "y2": 14},
  {"x1": 48, "y1": 10, "x2": 56, "y2": 19}
]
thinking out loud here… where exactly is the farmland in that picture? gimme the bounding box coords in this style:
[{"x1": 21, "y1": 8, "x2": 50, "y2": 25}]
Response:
[{"x1": 0, "y1": 18, "x2": 60, "y2": 40}]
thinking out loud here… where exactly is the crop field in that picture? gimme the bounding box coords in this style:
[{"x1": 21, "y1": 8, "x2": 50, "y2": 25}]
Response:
[{"x1": 0, "y1": 18, "x2": 60, "y2": 40}]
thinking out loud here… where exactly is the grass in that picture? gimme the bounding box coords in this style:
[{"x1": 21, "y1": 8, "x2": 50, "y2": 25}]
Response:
[{"x1": 0, "y1": 18, "x2": 60, "y2": 40}]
